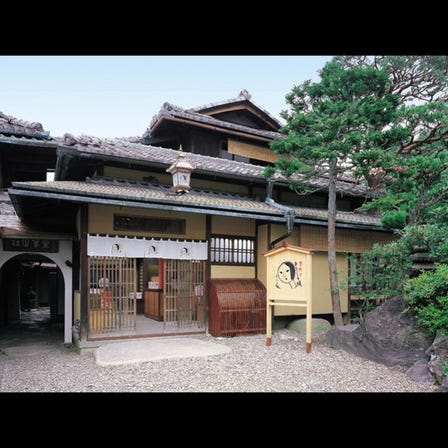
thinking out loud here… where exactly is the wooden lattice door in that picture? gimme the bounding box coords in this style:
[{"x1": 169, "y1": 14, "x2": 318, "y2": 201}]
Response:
[
  {"x1": 163, "y1": 259, "x2": 205, "y2": 331},
  {"x1": 88, "y1": 256, "x2": 137, "y2": 335}
]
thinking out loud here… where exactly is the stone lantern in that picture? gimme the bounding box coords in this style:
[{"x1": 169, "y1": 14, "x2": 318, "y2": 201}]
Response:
[{"x1": 166, "y1": 147, "x2": 194, "y2": 193}]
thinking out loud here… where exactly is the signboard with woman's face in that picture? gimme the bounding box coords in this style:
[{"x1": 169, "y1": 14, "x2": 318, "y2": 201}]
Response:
[{"x1": 265, "y1": 245, "x2": 311, "y2": 302}]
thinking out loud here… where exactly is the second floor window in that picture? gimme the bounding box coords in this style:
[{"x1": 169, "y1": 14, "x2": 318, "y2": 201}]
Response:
[{"x1": 210, "y1": 235, "x2": 255, "y2": 265}]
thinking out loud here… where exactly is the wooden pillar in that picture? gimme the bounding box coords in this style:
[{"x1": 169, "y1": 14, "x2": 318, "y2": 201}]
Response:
[
  {"x1": 205, "y1": 215, "x2": 212, "y2": 329},
  {"x1": 266, "y1": 299, "x2": 272, "y2": 346},
  {"x1": 80, "y1": 205, "x2": 89, "y2": 341},
  {"x1": 72, "y1": 239, "x2": 80, "y2": 292},
  {"x1": 306, "y1": 253, "x2": 312, "y2": 353}
]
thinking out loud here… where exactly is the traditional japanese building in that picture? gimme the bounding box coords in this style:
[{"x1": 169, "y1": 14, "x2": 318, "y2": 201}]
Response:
[
  {"x1": 143, "y1": 89, "x2": 281, "y2": 165},
  {"x1": 1, "y1": 92, "x2": 395, "y2": 348},
  {"x1": 0, "y1": 112, "x2": 71, "y2": 341}
]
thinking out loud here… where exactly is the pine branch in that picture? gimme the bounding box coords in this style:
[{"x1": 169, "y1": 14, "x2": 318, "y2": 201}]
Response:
[{"x1": 399, "y1": 126, "x2": 448, "y2": 154}]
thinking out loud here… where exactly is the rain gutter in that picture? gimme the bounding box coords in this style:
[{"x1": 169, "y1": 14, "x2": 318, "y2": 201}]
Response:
[{"x1": 265, "y1": 180, "x2": 296, "y2": 249}]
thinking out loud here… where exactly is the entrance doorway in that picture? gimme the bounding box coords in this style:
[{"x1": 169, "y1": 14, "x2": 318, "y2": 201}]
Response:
[
  {"x1": 163, "y1": 259, "x2": 206, "y2": 331},
  {"x1": 87, "y1": 256, "x2": 137, "y2": 335},
  {"x1": 0, "y1": 254, "x2": 64, "y2": 345},
  {"x1": 86, "y1": 256, "x2": 206, "y2": 339}
]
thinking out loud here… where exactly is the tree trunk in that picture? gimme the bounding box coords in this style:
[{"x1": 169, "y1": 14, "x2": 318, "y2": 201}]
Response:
[{"x1": 328, "y1": 160, "x2": 344, "y2": 326}]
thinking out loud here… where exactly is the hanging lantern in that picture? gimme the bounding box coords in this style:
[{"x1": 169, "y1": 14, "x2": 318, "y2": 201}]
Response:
[{"x1": 166, "y1": 147, "x2": 195, "y2": 193}]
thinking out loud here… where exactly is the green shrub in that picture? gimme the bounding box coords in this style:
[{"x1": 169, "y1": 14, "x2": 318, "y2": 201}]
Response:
[
  {"x1": 347, "y1": 223, "x2": 448, "y2": 324},
  {"x1": 348, "y1": 239, "x2": 412, "y2": 302},
  {"x1": 404, "y1": 264, "x2": 448, "y2": 335}
]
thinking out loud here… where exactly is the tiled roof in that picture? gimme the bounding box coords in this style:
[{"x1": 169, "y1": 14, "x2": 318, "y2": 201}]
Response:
[
  {"x1": 0, "y1": 191, "x2": 72, "y2": 238},
  {"x1": 145, "y1": 102, "x2": 282, "y2": 141},
  {"x1": 0, "y1": 213, "x2": 69, "y2": 238},
  {"x1": 0, "y1": 111, "x2": 51, "y2": 140},
  {"x1": 0, "y1": 213, "x2": 27, "y2": 234},
  {"x1": 0, "y1": 194, "x2": 47, "y2": 237},
  {"x1": 0, "y1": 193, "x2": 25, "y2": 233},
  {"x1": 188, "y1": 89, "x2": 283, "y2": 128},
  {"x1": 60, "y1": 133, "x2": 271, "y2": 178},
  {"x1": 0, "y1": 134, "x2": 58, "y2": 148},
  {"x1": 0, "y1": 200, "x2": 16, "y2": 215},
  {"x1": 59, "y1": 134, "x2": 371, "y2": 197},
  {"x1": 10, "y1": 179, "x2": 382, "y2": 227}
]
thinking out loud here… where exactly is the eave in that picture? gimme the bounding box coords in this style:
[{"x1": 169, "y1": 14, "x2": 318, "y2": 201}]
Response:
[
  {"x1": 9, "y1": 186, "x2": 288, "y2": 223},
  {"x1": 55, "y1": 146, "x2": 268, "y2": 185},
  {"x1": 198, "y1": 103, "x2": 280, "y2": 131},
  {"x1": 0, "y1": 135, "x2": 58, "y2": 149},
  {"x1": 9, "y1": 180, "x2": 388, "y2": 232},
  {"x1": 150, "y1": 114, "x2": 274, "y2": 143}
]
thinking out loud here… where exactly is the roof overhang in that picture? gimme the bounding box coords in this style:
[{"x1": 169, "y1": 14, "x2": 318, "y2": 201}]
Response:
[
  {"x1": 0, "y1": 224, "x2": 72, "y2": 240},
  {"x1": 53, "y1": 138, "x2": 372, "y2": 198},
  {"x1": 0, "y1": 135, "x2": 57, "y2": 149},
  {"x1": 150, "y1": 114, "x2": 274, "y2": 143},
  {"x1": 197, "y1": 101, "x2": 281, "y2": 131},
  {"x1": 8, "y1": 181, "x2": 388, "y2": 232},
  {"x1": 54, "y1": 146, "x2": 268, "y2": 185},
  {"x1": 9, "y1": 185, "x2": 288, "y2": 223}
]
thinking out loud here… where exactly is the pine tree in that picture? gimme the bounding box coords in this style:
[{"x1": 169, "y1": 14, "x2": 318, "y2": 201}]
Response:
[{"x1": 265, "y1": 61, "x2": 402, "y2": 326}]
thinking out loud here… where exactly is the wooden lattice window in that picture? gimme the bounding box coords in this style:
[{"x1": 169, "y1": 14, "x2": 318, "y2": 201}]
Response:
[{"x1": 210, "y1": 235, "x2": 255, "y2": 265}]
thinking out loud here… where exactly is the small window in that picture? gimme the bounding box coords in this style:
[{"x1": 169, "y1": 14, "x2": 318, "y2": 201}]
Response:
[
  {"x1": 114, "y1": 215, "x2": 186, "y2": 234},
  {"x1": 210, "y1": 235, "x2": 255, "y2": 265},
  {"x1": 46, "y1": 170, "x2": 55, "y2": 182}
]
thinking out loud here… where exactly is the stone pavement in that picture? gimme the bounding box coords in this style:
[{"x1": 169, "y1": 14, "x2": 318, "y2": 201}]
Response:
[
  {"x1": 0, "y1": 307, "x2": 64, "y2": 356},
  {"x1": 1, "y1": 307, "x2": 233, "y2": 366},
  {"x1": 94, "y1": 337, "x2": 232, "y2": 366}
]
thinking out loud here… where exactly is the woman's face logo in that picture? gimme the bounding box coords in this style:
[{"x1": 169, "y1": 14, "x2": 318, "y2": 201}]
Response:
[
  {"x1": 276, "y1": 260, "x2": 302, "y2": 289},
  {"x1": 278, "y1": 263, "x2": 293, "y2": 283}
]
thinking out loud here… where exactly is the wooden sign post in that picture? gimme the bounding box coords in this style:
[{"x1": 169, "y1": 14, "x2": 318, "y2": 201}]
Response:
[{"x1": 264, "y1": 243, "x2": 313, "y2": 353}]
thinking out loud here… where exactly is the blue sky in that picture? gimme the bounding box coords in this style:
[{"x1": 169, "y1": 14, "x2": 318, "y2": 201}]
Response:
[{"x1": 0, "y1": 56, "x2": 332, "y2": 138}]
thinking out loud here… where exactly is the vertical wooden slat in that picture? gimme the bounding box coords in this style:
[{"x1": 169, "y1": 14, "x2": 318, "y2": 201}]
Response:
[
  {"x1": 88, "y1": 255, "x2": 137, "y2": 336},
  {"x1": 163, "y1": 258, "x2": 205, "y2": 332}
]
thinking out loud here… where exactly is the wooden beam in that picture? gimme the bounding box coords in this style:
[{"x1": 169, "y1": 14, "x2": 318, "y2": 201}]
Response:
[{"x1": 228, "y1": 139, "x2": 279, "y2": 163}]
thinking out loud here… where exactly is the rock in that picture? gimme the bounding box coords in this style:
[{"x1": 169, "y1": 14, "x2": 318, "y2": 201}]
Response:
[
  {"x1": 326, "y1": 296, "x2": 434, "y2": 367},
  {"x1": 326, "y1": 324, "x2": 385, "y2": 363},
  {"x1": 436, "y1": 377, "x2": 448, "y2": 392},
  {"x1": 273, "y1": 317, "x2": 290, "y2": 330},
  {"x1": 326, "y1": 324, "x2": 358, "y2": 350},
  {"x1": 363, "y1": 296, "x2": 433, "y2": 352},
  {"x1": 288, "y1": 318, "x2": 332, "y2": 344},
  {"x1": 287, "y1": 317, "x2": 331, "y2": 333},
  {"x1": 406, "y1": 360, "x2": 435, "y2": 385},
  {"x1": 426, "y1": 331, "x2": 448, "y2": 385}
]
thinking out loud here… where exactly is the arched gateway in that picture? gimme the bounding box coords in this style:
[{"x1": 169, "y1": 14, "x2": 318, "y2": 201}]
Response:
[{"x1": 0, "y1": 239, "x2": 73, "y2": 344}]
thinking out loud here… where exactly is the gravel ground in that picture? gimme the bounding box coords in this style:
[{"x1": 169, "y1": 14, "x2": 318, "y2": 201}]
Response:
[{"x1": 0, "y1": 329, "x2": 438, "y2": 393}]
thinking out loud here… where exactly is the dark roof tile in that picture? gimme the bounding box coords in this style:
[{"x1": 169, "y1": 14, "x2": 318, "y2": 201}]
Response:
[
  {"x1": 0, "y1": 111, "x2": 51, "y2": 140},
  {"x1": 59, "y1": 133, "x2": 371, "y2": 197},
  {"x1": 11, "y1": 179, "x2": 381, "y2": 227}
]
